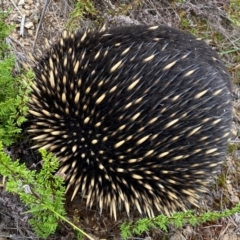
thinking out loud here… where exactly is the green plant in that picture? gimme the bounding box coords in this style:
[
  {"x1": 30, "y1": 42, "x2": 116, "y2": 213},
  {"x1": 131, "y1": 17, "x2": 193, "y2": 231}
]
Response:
[
  {"x1": 0, "y1": 145, "x2": 66, "y2": 238},
  {"x1": 0, "y1": 65, "x2": 33, "y2": 145},
  {"x1": 0, "y1": 10, "x2": 14, "y2": 58},
  {"x1": 177, "y1": 0, "x2": 187, "y2": 4},
  {"x1": 106, "y1": 0, "x2": 144, "y2": 17},
  {"x1": 228, "y1": 0, "x2": 240, "y2": 26},
  {"x1": 120, "y1": 203, "x2": 240, "y2": 239},
  {"x1": 0, "y1": 144, "x2": 95, "y2": 239},
  {"x1": 67, "y1": 0, "x2": 97, "y2": 30},
  {"x1": 0, "y1": 10, "x2": 31, "y2": 146}
]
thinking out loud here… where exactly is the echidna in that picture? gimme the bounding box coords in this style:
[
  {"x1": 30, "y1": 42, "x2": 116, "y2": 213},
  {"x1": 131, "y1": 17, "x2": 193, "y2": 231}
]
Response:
[{"x1": 28, "y1": 25, "x2": 232, "y2": 219}]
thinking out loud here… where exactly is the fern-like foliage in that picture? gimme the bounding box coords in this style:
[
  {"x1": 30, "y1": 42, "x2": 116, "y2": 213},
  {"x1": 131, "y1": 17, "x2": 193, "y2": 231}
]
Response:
[
  {"x1": 120, "y1": 204, "x2": 240, "y2": 239},
  {"x1": 0, "y1": 143, "x2": 66, "y2": 239},
  {"x1": 0, "y1": 11, "x2": 32, "y2": 146}
]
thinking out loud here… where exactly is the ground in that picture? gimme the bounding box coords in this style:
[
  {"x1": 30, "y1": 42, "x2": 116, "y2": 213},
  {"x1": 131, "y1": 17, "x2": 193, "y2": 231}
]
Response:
[{"x1": 2, "y1": 0, "x2": 240, "y2": 239}]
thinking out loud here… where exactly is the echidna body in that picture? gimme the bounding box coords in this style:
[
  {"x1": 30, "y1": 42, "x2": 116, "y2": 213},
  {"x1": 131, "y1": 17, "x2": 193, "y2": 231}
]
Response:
[{"x1": 28, "y1": 25, "x2": 232, "y2": 219}]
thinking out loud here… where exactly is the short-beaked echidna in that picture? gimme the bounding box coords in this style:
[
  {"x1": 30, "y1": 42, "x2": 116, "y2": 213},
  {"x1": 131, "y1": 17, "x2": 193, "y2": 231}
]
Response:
[{"x1": 28, "y1": 25, "x2": 232, "y2": 219}]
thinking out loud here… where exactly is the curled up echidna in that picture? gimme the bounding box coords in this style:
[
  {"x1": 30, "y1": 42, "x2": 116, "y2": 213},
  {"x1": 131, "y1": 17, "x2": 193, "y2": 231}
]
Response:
[{"x1": 28, "y1": 25, "x2": 232, "y2": 219}]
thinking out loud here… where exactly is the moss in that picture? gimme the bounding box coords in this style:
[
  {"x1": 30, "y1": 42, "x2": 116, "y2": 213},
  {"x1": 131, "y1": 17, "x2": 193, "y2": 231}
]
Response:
[
  {"x1": 228, "y1": 144, "x2": 237, "y2": 155},
  {"x1": 217, "y1": 174, "x2": 227, "y2": 188},
  {"x1": 228, "y1": 0, "x2": 240, "y2": 26},
  {"x1": 67, "y1": 0, "x2": 100, "y2": 30}
]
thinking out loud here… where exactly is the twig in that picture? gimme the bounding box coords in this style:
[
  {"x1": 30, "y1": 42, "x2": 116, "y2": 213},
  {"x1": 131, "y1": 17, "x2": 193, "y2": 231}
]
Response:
[
  {"x1": 20, "y1": 14, "x2": 26, "y2": 37},
  {"x1": 9, "y1": 0, "x2": 23, "y2": 17},
  {"x1": 32, "y1": 0, "x2": 50, "y2": 51}
]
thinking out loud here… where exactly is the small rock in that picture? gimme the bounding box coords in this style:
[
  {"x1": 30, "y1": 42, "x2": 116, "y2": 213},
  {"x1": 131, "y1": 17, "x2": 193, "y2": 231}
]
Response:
[
  {"x1": 24, "y1": 21, "x2": 34, "y2": 29},
  {"x1": 24, "y1": 41, "x2": 30, "y2": 46},
  {"x1": 222, "y1": 233, "x2": 238, "y2": 240},
  {"x1": 18, "y1": 0, "x2": 24, "y2": 5},
  {"x1": 23, "y1": 10, "x2": 31, "y2": 17},
  {"x1": 27, "y1": 0, "x2": 33, "y2": 3},
  {"x1": 11, "y1": 32, "x2": 19, "y2": 40},
  {"x1": 227, "y1": 183, "x2": 233, "y2": 193},
  {"x1": 24, "y1": 4, "x2": 31, "y2": 10},
  {"x1": 11, "y1": 13, "x2": 19, "y2": 21},
  {"x1": 28, "y1": 29, "x2": 34, "y2": 36},
  {"x1": 30, "y1": 10, "x2": 40, "y2": 23},
  {"x1": 232, "y1": 195, "x2": 240, "y2": 203}
]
